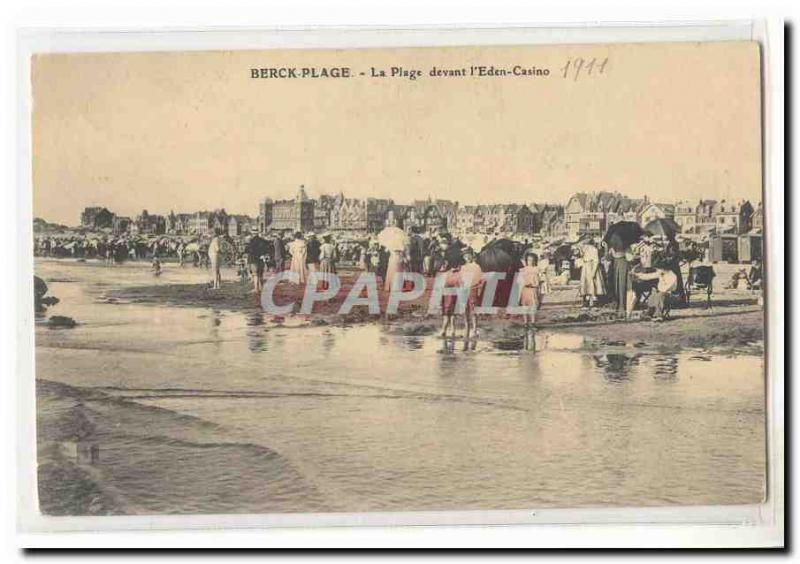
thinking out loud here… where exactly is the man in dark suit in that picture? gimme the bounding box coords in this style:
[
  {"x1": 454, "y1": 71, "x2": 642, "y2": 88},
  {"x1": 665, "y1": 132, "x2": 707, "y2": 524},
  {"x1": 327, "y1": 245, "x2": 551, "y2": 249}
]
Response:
[
  {"x1": 246, "y1": 231, "x2": 270, "y2": 292},
  {"x1": 306, "y1": 232, "x2": 321, "y2": 273}
]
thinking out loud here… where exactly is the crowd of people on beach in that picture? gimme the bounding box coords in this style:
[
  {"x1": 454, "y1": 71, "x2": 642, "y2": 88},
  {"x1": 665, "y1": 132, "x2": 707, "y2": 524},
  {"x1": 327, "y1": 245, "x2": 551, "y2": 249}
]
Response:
[{"x1": 35, "y1": 223, "x2": 761, "y2": 330}]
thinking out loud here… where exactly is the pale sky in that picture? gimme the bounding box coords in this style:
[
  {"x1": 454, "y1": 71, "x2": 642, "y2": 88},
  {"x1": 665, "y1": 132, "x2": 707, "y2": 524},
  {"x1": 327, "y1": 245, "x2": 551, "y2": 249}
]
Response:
[{"x1": 32, "y1": 41, "x2": 762, "y2": 225}]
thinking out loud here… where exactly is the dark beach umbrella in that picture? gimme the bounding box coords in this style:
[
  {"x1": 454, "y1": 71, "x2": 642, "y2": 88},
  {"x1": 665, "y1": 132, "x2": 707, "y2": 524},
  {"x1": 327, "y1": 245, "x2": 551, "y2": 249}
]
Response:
[
  {"x1": 603, "y1": 221, "x2": 647, "y2": 251},
  {"x1": 644, "y1": 218, "x2": 681, "y2": 239},
  {"x1": 443, "y1": 242, "x2": 464, "y2": 268},
  {"x1": 552, "y1": 243, "x2": 575, "y2": 262},
  {"x1": 476, "y1": 238, "x2": 523, "y2": 307},
  {"x1": 476, "y1": 238, "x2": 521, "y2": 273},
  {"x1": 249, "y1": 235, "x2": 270, "y2": 258}
]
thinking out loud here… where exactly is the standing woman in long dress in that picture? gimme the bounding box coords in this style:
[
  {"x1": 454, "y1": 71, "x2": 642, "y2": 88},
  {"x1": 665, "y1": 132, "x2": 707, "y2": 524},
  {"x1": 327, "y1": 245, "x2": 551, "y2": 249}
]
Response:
[
  {"x1": 579, "y1": 239, "x2": 606, "y2": 308},
  {"x1": 609, "y1": 237, "x2": 634, "y2": 319},
  {"x1": 208, "y1": 232, "x2": 222, "y2": 290},
  {"x1": 288, "y1": 232, "x2": 308, "y2": 285},
  {"x1": 319, "y1": 235, "x2": 336, "y2": 290},
  {"x1": 384, "y1": 247, "x2": 406, "y2": 292}
]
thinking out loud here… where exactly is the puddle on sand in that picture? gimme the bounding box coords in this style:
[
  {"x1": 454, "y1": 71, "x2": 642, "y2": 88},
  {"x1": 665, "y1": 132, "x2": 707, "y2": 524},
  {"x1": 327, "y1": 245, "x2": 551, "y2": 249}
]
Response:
[{"x1": 491, "y1": 331, "x2": 586, "y2": 352}]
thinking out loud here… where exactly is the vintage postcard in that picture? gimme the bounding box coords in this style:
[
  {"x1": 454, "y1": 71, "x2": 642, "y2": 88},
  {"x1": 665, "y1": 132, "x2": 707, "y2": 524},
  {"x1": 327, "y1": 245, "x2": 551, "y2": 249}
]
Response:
[{"x1": 28, "y1": 39, "x2": 768, "y2": 521}]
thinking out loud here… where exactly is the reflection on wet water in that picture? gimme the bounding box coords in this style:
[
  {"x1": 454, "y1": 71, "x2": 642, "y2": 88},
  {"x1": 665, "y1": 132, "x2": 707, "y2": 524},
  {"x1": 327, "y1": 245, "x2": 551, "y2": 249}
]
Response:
[
  {"x1": 34, "y1": 259, "x2": 766, "y2": 514},
  {"x1": 492, "y1": 335, "x2": 525, "y2": 351},
  {"x1": 592, "y1": 353, "x2": 641, "y2": 382},
  {"x1": 245, "y1": 312, "x2": 267, "y2": 352},
  {"x1": 403, "y1": 336, "x2": 425, "y2": 351},
  {"x1": 653, "y1": 356, "x2": 680, "y2": 379},
  {"x1": 491, "y1": 330, "x2": 584, "y2": 353},
  {"x1": 246, "y1": 312, "x2": 264, "y2": 327}
]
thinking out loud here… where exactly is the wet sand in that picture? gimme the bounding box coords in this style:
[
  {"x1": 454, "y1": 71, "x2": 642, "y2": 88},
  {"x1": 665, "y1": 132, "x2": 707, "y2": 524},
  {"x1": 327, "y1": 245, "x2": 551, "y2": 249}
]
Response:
[
  {"x1": 36, "y1": 380, "x2": 329, "y2": 515},
  {"x1": 105, "y1": 266, "x2": 765, "y2": 353}
]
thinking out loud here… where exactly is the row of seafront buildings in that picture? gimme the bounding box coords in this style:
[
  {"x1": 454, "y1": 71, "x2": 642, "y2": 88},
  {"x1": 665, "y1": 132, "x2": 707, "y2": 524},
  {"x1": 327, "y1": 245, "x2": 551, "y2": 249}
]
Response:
[
  {"x1": 561, "y1": 192, "x2": 764, "y2": 264},
  {"x1": 563, "y1": 192, "x2": 762, "y2": 239},
  {"x1": 257, "y1": 186, "x2": 560, "y2": 237},
  {"x1": 79, "y1": 186, "x2": 763, "y2": 241},
  {"x1": 80, "y1": 207, "x2": 257, "y2": 238},
  {"x1": 256, "y1": 186, "x2": 763, "y2": 239}
]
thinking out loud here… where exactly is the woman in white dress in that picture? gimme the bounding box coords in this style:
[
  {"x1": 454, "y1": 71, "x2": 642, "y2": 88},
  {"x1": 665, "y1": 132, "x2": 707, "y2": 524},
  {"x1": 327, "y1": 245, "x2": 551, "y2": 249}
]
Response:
[
  {"x1": 207, "y1": 233, "x2": 222, "y2": 290},
  {"x1": 287, "y1": 232, "x2": 308, "y2": 285},
  {"x1": 578, "y1": 239, "x2": 606, "y2": 308},
  {"x1": 384, "y1": 249, "x2": 406, "y2": 292}
]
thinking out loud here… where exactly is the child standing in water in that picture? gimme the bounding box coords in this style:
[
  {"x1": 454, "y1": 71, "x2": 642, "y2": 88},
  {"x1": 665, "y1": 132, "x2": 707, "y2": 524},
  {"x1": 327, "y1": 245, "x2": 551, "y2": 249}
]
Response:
[
  {"x1": 459, "y1": 248, "x2": 483, "y2": 340},
  {"x1": 537, "y1": 251, "x2": 551, "y2": 306},
  {"x1": 518, "y1": 251, "x2": 541, "y2": 327},
  {"x1": 440, "y1": 262, "x2": 463, "y2": 338}
]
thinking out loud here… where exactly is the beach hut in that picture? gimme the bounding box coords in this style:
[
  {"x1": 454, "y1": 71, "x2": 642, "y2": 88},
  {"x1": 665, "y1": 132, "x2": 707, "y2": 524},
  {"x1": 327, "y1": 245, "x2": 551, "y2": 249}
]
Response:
[
  {"x1": 708, "y1": 234, "x2": 739, "y2": 263},
  {"x1": 738, "y1": 232, "x2": 763, "y2": 263}
]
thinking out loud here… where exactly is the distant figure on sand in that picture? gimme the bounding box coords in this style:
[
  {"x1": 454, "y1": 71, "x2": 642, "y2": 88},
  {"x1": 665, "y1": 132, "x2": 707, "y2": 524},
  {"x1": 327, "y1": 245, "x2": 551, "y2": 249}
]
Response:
[
  {"x1": 208, "y1": 233, "x2": 222, "y2": 290},
  {"x1": 306, "y1": 232, "x2": 321, "y2": 274},
  {"x1": 579, "y1": 238, "x2": 606, "y2": 308},
  {"x1": 538, "y1": 251, "x2": 551, "y2": 302},
  {"x1": 747, "y1": 259, "x2": 763, "y2": 292},
  {"x1": 288, "y1": 232, "x2": 308, "y2": 284},
  {"x1": 246, "y1": 232, "x2": 269, "y2": 293},
  {"x1": 633, "y1": 260, "x2": 678, "y2": 322},
  {"x1": 609, "y1": 240, "x2": 634, "y2": 319},
  {"x1": 518, "y1": 251, "x2": 540, "y2": 327},
  {"x1": 319, "y1": 235, "x2": 337, "y2": 290},
  {"x1": 176, "y1": 242, "x2": 185, "y2": 267},
  {"x1": 272, "y1": 235, "x2": 285, "y2": 272}
]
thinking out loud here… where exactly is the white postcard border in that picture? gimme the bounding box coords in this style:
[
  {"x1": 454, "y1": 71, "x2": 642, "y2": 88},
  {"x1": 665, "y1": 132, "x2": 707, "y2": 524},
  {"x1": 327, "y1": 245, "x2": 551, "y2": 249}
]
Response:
[{"x1": 15, "y1": 20, "x2": 784, "y2": 546}]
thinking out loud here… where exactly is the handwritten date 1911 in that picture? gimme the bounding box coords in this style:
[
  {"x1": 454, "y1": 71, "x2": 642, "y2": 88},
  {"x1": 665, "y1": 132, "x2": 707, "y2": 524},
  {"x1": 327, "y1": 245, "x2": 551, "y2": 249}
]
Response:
[{"x1": 560, "y1": 57, "x2": 609, "y2": 81}]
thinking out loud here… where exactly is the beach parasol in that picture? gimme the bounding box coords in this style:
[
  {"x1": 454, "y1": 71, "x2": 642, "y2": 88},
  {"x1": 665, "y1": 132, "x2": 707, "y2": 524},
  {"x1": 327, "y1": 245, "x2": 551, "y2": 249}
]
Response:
[
  {"x1": 644, "y1": 218, "x2": 681, "y2": 239},
  {"x1": 377, "y1": 226, "x2": 408, "y2": 252},
  {"x1": 443, "y1": 242, "x2": 465, "y2": 268},
  {"x1": 476, "y1": 238, "x2": 521, "y2": 273},
  {"x1": 248, "y1": 235, "x2": 270, "y2": 258},
  {"x1": 551, "y1": 243, "x2": 575, "y2": 263},
  {"x1": 476, "y1": 238, "x2": 523, "y2": 307},
  {"x1": 603, "y1": 221, "x2": 647, "y2": 251}
]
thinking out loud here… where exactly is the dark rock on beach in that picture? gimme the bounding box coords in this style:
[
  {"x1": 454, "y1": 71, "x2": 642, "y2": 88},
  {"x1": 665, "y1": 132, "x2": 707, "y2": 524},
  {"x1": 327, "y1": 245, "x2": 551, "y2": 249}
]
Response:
[{"x1": 48, "y1": 315, "x2": 77, "y2": 329}]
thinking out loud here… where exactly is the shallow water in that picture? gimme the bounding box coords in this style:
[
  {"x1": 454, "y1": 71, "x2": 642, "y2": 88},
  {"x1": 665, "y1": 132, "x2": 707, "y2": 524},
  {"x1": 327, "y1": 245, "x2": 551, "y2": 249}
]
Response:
[{"x1": 34, "y1": 259, "x2": 766, "y2": 514}]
